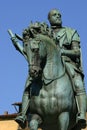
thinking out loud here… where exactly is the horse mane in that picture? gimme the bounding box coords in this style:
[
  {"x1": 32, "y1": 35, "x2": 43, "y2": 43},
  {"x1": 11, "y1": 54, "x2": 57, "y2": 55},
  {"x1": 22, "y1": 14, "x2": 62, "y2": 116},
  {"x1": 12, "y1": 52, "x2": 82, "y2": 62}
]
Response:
[{"x1": 22, "y1": 21, "x2": 56, "y2": 47}]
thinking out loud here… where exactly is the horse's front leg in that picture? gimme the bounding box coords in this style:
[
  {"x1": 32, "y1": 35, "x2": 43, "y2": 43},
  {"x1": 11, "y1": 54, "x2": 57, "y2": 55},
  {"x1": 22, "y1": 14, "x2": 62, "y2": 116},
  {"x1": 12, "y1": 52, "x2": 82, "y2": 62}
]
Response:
[
  {"x1": 29, "y1": 114, "x2": 42, "y2": 130},
  {"x1": 58, "y1": 112, "x2": 69, "y2": 130}
]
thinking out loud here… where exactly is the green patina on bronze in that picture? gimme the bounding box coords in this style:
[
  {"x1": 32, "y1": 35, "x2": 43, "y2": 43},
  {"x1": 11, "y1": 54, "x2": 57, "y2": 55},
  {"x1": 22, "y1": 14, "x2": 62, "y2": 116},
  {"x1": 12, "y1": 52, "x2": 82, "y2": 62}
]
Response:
[{"x1": 8, "y1": 9, "x2": 86, "y2": 130}]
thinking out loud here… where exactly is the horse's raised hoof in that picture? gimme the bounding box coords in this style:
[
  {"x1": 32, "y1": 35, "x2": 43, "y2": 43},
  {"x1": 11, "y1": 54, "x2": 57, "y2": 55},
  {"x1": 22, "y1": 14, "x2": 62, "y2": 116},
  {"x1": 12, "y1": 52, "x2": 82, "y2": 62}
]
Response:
[{"x1": 15, "y1": 116, "x2": 26, "y2": 129}]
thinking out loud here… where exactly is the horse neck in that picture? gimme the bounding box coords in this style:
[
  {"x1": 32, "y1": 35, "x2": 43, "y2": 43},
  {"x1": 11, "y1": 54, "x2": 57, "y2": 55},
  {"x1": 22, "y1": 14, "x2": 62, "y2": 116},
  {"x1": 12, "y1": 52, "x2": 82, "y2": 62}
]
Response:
[
  {"x1": 47, "y1": 44, "x2": 64, "y2": 77},
  {"x1": 43, "y1": 41, "x2": 65, "y2": 79}
]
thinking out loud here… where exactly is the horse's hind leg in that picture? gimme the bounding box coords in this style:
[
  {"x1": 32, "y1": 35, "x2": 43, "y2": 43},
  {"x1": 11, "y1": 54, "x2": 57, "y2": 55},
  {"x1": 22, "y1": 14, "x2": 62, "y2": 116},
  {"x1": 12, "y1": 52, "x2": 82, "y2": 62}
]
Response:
[
  {"x1": 58, "y1": 112, "x2": 69, "y2": 130},
  {"x1": 29, "y1": 114, "x2": 42, "y2": 130}
]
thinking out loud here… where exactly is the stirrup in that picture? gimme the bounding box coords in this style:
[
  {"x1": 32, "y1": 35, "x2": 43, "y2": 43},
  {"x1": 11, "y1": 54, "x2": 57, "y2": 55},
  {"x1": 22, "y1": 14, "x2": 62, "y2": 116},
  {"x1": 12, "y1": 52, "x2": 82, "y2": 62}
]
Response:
[{"x1": 15, "y1": 115, "x2": 26, "y2": 129}]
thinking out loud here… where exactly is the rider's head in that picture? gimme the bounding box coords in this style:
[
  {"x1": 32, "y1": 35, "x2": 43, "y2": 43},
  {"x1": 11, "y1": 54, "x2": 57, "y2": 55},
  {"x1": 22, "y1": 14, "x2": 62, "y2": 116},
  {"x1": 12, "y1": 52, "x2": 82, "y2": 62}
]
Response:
[{"x1": 48, "y1": 9, "x2": 62, "y2": 27}]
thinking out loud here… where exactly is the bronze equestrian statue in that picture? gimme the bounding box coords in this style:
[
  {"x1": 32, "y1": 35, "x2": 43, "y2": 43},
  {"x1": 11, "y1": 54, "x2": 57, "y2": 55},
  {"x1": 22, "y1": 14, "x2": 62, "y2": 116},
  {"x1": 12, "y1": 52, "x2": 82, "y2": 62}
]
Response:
[{"x1": 8, "y1": 9, "x2": 86, "y2": 130}]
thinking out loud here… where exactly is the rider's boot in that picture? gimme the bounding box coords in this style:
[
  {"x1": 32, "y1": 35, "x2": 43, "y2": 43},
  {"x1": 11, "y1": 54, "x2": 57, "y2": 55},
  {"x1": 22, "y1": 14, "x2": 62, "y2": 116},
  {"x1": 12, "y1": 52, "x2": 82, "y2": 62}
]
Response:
[
  {"x1": 15, "y1": 93, "x2": 29, "y2": 129},
  {"x1": 76, "y1": 94, "x2": 87, "y2": 128}
]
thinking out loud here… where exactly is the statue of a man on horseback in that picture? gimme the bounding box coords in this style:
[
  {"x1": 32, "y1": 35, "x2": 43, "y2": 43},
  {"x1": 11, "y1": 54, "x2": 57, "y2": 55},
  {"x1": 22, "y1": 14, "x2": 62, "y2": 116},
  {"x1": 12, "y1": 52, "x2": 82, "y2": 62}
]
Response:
[{"x1": 8, "y1": 9, "x2": 86, "y2": 130}]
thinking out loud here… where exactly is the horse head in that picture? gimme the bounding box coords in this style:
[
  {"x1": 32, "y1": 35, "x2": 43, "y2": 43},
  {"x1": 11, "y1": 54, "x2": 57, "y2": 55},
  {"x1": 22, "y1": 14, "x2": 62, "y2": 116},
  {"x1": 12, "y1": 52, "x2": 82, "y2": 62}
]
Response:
[
  {"x1": 23, "y1": 22, "x2": 64, "y2": 81},
  {"x1": 25, "y1": 36, "x2": 65, "y2": 84},
  {"x1": 27, "y1": 38, "x2": 42, "y2": 78}
]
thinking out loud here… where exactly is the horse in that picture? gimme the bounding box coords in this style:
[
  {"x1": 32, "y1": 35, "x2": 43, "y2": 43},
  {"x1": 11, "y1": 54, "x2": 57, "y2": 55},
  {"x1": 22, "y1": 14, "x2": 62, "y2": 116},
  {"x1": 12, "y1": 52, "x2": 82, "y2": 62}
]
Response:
[{"x1": 24, "y1": 33, "x2": 81, "y2": 130}]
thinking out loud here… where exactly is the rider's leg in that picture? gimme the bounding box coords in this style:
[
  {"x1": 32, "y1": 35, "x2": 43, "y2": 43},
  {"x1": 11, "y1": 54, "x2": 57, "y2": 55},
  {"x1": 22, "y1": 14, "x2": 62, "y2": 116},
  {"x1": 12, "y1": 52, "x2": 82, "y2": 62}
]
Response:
[
  {"x1": 15, "y1": 75, "x2": 32, "y2": 129},
  {"x1": 74, "y1": 73, "x2": 86, "y2": 128}
]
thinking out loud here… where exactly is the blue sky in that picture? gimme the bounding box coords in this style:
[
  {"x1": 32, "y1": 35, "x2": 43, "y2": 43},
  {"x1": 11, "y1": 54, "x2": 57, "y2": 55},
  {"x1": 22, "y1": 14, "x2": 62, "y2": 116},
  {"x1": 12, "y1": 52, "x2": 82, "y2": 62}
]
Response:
[{"x1": 0, "y1": 0, "x2": 87, "y2": 114}]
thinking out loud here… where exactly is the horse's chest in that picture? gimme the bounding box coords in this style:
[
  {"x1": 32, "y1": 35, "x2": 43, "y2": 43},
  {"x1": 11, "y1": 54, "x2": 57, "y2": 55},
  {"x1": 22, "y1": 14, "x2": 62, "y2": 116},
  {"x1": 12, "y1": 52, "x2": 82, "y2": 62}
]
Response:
[{"x1": 30, "y1": 89, "x2": 59, "y2": 114}]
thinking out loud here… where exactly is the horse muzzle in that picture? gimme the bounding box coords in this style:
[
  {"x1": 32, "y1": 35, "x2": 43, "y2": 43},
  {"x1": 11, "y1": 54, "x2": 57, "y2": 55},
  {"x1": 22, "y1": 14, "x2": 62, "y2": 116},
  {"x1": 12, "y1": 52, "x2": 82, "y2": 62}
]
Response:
[{"x1": 29, "y1": 65, "x2": 42, "y2": 78}]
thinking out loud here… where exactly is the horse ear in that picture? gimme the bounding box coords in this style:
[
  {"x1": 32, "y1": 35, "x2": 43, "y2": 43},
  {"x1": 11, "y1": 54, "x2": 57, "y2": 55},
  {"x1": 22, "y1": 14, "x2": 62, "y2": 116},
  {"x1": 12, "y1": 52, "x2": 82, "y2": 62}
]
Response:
[{"x1": 29, "y1": 29, "x2": 35, "y2": 38}]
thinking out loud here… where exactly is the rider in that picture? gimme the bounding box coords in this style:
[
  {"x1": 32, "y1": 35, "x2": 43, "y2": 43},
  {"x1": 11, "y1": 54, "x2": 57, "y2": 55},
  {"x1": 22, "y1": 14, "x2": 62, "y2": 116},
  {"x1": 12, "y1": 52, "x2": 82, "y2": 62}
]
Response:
[{"x1": 48, "y1": 8, "x2": 86, "y2": 128}]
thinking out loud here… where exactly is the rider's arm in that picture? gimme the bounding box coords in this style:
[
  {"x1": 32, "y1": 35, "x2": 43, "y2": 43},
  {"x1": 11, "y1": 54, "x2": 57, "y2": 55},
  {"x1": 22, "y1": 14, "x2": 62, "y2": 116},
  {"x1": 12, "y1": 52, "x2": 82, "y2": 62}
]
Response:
[
  {"x1": 61, "y1": 30, "x2": 80, "y2": 59},
  {"x1": 61, "y1": 41, "x2": 80, "y2": 59}
]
